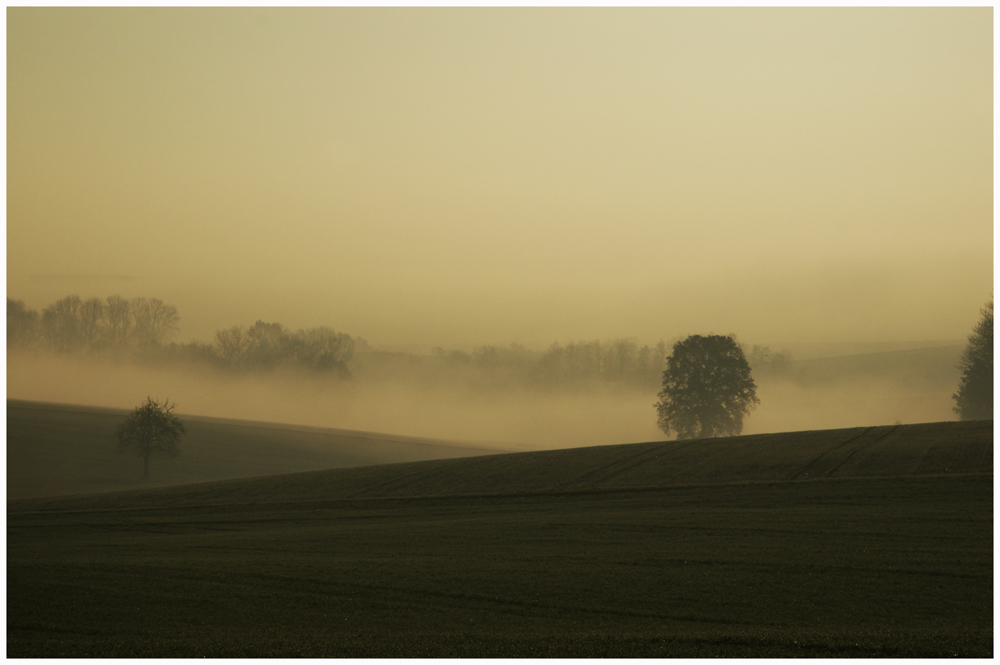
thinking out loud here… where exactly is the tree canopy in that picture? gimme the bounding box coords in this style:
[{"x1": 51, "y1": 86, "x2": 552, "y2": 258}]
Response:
[
  {"x1": 953, "y1": 298, "x2": 993, "y2": 421},
  {"x1": 655, "y1": 335, "x2": 759, "y2": 439}
]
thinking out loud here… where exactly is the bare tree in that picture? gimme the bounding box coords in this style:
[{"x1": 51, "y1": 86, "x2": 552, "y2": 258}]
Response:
[
  {"x1": 105, "y1": 295, "x2": 132, "y2": 350},
  {"x1": 148, "y1": 298, "x2": 180, "y2": 346},
  {"x1": 215, "y1": 325, "x2": 255, "y2": 369},
  {"x1": 7, "y1": 298, "x2": 39, "y2": 350},
  {"x1": 41, "y1": 295, "x2": 83, "y2": 353},
  {"x1": 130, "y1": 297, "x2": 156, "y2": 348},
  {"x1": 246, "y1": 320, "x2": 287, "y2": 370},
  {"x1": 115, "y1": 397, "x2": 186, "y2": 480},
  {"x1": 291, "y1": 327, "x2": 354, "y2": 374},
  {"x1": 79, "y1": 297, "x2": 106, "y2": 350}
]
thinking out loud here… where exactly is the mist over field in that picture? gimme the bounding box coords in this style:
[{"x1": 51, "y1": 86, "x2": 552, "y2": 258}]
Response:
[
  {"x1": 6, "y1": 9, "x2": 990, "y2": 449},
  {"x1": 7, "y1": 341, "x2": 962, "y2": 450},
  {"x1": 6, "y1": 10, "x2": 992, "y2": 660}
]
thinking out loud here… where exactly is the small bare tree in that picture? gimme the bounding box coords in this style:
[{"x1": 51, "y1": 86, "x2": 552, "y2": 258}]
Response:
[{"x1": 115, "y1": 397, "x2": 186, "y2": 480}]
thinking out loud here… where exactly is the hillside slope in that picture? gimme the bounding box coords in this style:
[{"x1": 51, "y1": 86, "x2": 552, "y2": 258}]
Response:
[
  {"x1": 7, "y1": 399, "x2": 507, "y2": 501},
  {"x1": 9, "y1": 418, "x2": 992, "y2": 657},
  {"x1": 11, "y1": 419, "x2": 991, "y2": 512}
]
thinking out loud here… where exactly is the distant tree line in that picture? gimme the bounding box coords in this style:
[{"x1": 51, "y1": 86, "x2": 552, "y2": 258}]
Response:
[
  {"x1": 744, "y1": 344, "x2": 792, "y2": 376},
  {"x1": 8, "y1": 295, "x2": 356, "y2": 379},
  {"x1": 534, "y1": 339, "x2": 669, "y2": 388},
  {"x1": 8, "y1": 295, "x2": 179, "y2": 354},
  {"x1": 203, "y1": 321, "x2": 355, "y2": 377},
  {"x1": 9, "y1": 294, "x2": 793, "y2": 393},
  {"x1": 423, "y1": 338, "x2": 791, "y2": 390},
  {"x1": 426, "y1": 339, "x2": 667, "y2": 389},
  {"x1": 422, "y1": 339, "x2": 663, "y2": 389}
]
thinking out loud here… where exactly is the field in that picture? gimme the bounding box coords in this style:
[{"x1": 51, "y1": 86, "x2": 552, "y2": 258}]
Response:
[
  {"x1": 7, "y1": 408, "x2": 993, "y2": 657},
  {"x1": 7, "y1": 399, "x2": 506, "y2": 500}
]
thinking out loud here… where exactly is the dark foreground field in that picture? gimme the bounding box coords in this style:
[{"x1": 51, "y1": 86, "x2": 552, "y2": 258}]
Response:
[
  {"x1": 7, "y1": 418, "x2": 993, "y2": 657},
  {"x1": 7, "y1": 399, "x2": 506, "y2": 500}
]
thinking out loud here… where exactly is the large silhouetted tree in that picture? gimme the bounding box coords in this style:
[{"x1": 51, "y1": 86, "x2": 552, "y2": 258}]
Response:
[
  {"x1": 953, "y1": 298, "x2": 993, "y2": 421},
  {"x1": 655, "y1": 335, "x2": 759, "y2": 439},
  {"x1": 115, "y1": 397, "x2": 186, "y2": 480}
]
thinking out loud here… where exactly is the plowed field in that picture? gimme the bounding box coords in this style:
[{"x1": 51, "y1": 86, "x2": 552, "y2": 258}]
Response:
[{"x1": 7, "y1": 410, "x2": 992, "y2": 657}]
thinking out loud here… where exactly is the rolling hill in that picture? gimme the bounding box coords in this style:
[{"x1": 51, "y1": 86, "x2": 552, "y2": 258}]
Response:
[
  {"x1": 7, "y1": 409, "x2": 992, "y2": 658},
  {"x1": 11, "y1": 418, "x2": 991, "y2": 511},
  {"x1": 6, "y1": 399, "x2": 509, "y2": 501}
]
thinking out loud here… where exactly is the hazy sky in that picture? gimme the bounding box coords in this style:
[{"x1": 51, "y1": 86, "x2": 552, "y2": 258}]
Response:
[{"x1": 7, "y1": 8, "x2": 993, "y2": 350}]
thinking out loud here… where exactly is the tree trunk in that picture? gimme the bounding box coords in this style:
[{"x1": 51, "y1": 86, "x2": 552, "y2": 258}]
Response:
[{"x1": 143, "y1": 452, "x2": 150, "y2": 480}]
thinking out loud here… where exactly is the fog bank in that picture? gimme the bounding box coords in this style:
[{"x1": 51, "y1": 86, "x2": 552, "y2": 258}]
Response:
[{"x1": 7, "y1": 345, "x2": 963, "y2": 451}]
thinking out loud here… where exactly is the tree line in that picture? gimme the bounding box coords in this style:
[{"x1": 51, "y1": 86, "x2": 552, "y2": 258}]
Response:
[
  {"x1": 7, "y1": 296, "x2": 355, "y2": 378},
  {"x1": 424, "y1": 339, "x2": 789, "y2": 390},
  {"x1": 7, "y1": 294, "x2": 795, "y2": 391},
  {"x1": 8, "y1": 295, "x2": 180, "y2": 353},
  {"x1": 425, "y1": 339, "x2": 669, "y2": 389},
  {"x1": 200, "y1": 321, "x2": 354, "y2": 377}
]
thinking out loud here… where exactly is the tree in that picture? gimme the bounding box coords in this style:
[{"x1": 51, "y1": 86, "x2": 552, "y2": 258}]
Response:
[
  {"x1": 953, "y1": 298, "x2": 993, "y2": 421},
  {"x1": 214, "y1": 325, "x2": 255, "y2": 370},
  {"x1": 654, "y1": 334, "x2": 759, "y2": 439},
  {"x1": 41, "y1": 295, "x2": 83, "y2": 353},
  {"x1": 115, "y1": 397, "x2": 186, "y2": 480},
  {"x1": 105, "y1": 295, "x2": 132, "y2": 350},
  {"x1": 289, "y1": 326, "x2": 354, "y2": 375},
  {"x1": 246, "y1": 320, "x2": 289, "y2": 370},
  {"x1": 7, "y1": 298, "x2": 39, "y2": 349},
  {"x1": 130, "y1": 297, "x2": 180, "y2": 349},
  {"x1": 78, "y1": 297, "x2": 106, "y2": 350}
]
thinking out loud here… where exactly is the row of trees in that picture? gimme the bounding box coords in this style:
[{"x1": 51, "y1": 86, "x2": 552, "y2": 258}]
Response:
[
  {"x1": 8, "y1": 296, "x2": 180, "y2": 354},
  {"x1": 8, "y1": 294, "x2": 792, "y2": 393},
  {"x1": 430, "y1": 339, "x2": 671, "y2": 388},
  {"x1": 426, "y1": 338, "x2": 789, "y2": 390},
  {"x1": 535, "y1": 339, "x2": 669, "y2": 387},
  {"x1": 8, "y1": 295, "x2": 357, "y2": 379},
  {"x1": 208, "y1": 321, "x2": 355, "y2": 376}
]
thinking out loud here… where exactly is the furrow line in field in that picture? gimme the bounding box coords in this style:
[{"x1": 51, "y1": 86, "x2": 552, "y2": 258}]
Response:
[
  {"x1": 559, "y1": 441, "x2": 693, "y2": 490},
  {"x1": 823, "y1": 425, "x2": 902, "y2": 478},
  {"x1": 232, "y1": 572, "x2": 769, "y2": 627},
  {"x1": 786, "y1": 427, "x2": 874, "y2": 481}
]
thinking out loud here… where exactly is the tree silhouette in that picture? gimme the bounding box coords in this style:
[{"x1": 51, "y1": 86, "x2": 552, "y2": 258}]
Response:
[
  {"x1": 41, "y1": 295, "x2": 84, "y2": 353},
  {"x1": 953, "y1": 298, "x2": 993, "y2": 421},
  {"x1": 655, "y1": 335, "x2": 759, "y2": 439},
  {"x1": 115, "y1": 397, "x2": 186, "y2": 480},
  {"x1": 105, "y1": 295, "x2": 132, "y2": 350},
  {"x1": 7, "y1": 298, "x2": 39, "y2": 349}
]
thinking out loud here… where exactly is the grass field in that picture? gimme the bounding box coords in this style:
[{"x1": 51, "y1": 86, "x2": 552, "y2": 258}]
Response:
[{"x1": 7, "y1": 410, "x2": 993, "y2": 657}]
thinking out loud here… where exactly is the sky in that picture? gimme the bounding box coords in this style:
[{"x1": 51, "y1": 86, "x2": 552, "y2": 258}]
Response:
[{"x1": 7, "y1": 8, "x2": 993, "y2": 352}]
